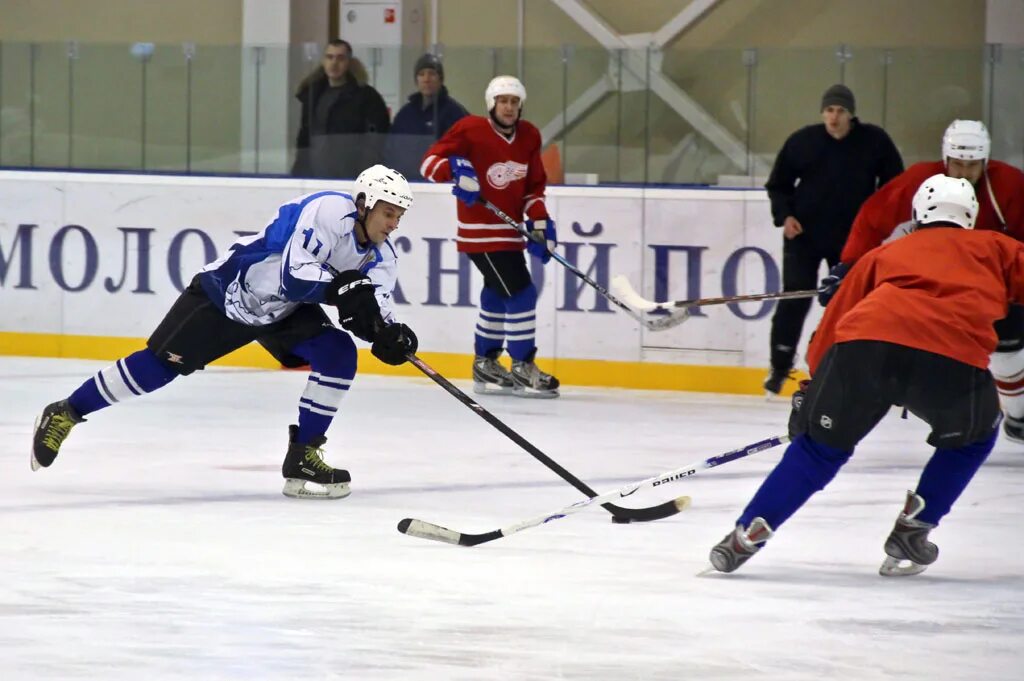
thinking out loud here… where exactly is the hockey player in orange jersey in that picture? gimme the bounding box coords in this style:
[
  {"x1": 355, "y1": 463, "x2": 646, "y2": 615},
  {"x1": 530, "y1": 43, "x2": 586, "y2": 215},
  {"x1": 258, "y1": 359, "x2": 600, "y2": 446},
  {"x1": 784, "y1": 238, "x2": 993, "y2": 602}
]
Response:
[{"x1": 711, "y1": 175, "x2": 1023, "y2": 576}]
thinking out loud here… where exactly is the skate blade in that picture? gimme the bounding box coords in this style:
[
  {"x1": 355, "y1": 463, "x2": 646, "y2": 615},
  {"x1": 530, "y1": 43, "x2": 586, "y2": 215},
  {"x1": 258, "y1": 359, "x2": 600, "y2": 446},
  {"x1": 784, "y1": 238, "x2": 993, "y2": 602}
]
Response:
[
  {"x1": 472, "y1": 381, "x2": 515, "y2": 396},
  {"x1": 512, "y1": 386, "x2": 560, "y2": 399},
  {"x1": 879, "y1": 556, "x2": 928, "y2": 577},
  {"x1": 282, "y1": 479, "x2": 351, "y2": 500},
  {"x1": 30, "y1": 414, "x2": 44, "y2": 471}
]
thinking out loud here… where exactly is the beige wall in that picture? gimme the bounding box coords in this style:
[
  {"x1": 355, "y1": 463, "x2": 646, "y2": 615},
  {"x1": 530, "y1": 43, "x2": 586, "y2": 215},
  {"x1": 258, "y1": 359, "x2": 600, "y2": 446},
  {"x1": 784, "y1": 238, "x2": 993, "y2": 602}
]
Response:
[
  {"x1": 0, "y1": 0, "x2": 247, "y2": 172},
  {"x1": 0, "y1": 0, "x2": 243, "y2": 44},
  {"x1": 428, "y1": 0, "x2": 988, "y2": 182},
  {"x1": 0, "y1": 1, "x2": 1002, "y2": 180}
]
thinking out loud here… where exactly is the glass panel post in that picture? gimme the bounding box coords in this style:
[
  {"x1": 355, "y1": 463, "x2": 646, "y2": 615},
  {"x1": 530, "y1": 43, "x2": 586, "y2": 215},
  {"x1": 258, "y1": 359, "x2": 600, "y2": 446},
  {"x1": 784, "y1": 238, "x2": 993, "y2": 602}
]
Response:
[
  {"x1": 743, "y1": 48, "x2": 758, "y2": 178},
  {"x1": 183, "y1": 42, "x2": 195, "y2": 173}
]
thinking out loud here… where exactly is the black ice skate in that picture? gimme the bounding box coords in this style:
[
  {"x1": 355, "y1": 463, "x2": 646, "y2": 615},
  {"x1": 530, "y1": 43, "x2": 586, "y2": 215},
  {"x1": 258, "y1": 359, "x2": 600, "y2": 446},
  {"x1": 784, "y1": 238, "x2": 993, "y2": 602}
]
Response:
[
  {"x1": 511, "y1": 356, "x2": 560, "y2": 398},
  {"x1": 1002, "y1": 415, "x2": 1024, "y2": 444},
  {"x1": 472, "y1": 349, "x2": 515, "y2": 395},
  {"x1": 880, "y1": 491, "x2": 938, "y2": 576},
  {"x1": 281, "y1": 425, "x2": 351, "y2": 500},
  {"x1": 31, "y1": 399, "x2": 85, "y2": 471},
  {"x1": 763, "y1": 367, "x2": 795, "y2": 397},
  {"x1": 709, "y1": 517, "x2": 774, "y2": 573}
]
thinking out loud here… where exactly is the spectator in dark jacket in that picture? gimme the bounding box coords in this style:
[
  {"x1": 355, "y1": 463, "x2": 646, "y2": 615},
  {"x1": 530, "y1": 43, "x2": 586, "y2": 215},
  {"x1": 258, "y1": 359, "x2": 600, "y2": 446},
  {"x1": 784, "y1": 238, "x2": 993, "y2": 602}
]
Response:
[
  {"x1": 292, "y1": 39, "x2": 391, "y2": 179},
  {"x1": 385, "y1": 53, "x2": 468, "y2": 180},
  {"x1": 763, "y1": 84, "x2": 904, "y2": 395}
]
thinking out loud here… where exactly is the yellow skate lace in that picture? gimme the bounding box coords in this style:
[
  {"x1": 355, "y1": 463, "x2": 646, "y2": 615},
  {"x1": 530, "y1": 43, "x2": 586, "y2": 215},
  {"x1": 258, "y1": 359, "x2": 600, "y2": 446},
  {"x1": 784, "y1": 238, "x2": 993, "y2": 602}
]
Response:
[
  {"x1": 42, "y1": 412, "x2": 77, "y2": 452},
  {"x1": 303, "y1": 445, "x2": 334, "y2": 473}
]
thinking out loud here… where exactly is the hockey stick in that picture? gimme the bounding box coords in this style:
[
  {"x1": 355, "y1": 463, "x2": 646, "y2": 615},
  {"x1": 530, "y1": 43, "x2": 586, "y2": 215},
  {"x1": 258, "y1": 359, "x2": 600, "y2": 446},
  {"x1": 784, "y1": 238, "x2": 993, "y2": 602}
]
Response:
[
  {"x1": 405, "y1": 353, "x2": 688, "y2": 523},
  {"x1": 610, "y1": 275, "x2": 819, "y2": 314},
  {"x1": 478, "y1": 198, "x2": 690, "y2": 331},
  {"x1": 398, "y1": 434, "x2": 790, "y2": 546}
]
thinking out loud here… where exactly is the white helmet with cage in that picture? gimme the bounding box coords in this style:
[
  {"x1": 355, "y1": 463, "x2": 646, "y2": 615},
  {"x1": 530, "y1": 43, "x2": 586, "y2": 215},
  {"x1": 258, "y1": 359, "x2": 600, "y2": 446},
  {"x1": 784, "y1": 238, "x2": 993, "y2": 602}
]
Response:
[
  {"x1": 353, "y1": 164, "x2": 413, "y2": 211},
  {"x1": 912, "y1": 173, "x2": 978, "y2": 229},
  {"x1": 941, "y1": 120, "x2": 990, "y2": 165},
  {"x1": 485, "y1": 75, "x2": 527, "y2": 111}
]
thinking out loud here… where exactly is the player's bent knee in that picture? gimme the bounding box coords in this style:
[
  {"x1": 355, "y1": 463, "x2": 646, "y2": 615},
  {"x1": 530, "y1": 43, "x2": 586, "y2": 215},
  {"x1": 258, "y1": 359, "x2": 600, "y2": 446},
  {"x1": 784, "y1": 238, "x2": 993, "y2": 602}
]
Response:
[{"x1": 305, "y1": 328, "x2": 358, "y2": 377}]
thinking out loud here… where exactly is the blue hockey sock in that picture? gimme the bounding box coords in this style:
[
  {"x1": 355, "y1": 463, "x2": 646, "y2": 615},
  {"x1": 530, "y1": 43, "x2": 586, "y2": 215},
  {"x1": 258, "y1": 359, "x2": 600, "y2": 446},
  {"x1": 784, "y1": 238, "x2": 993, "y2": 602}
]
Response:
[
  {"x1": 502, "y1": 283, "x2": 538, "y2": 362},
  {"x1": 738, "y1": 434, "x2": 852, "y2": 530},
  {"x1": 914, "y1": 428, "x2": 996, "y2": 525},
  {"x1": 68, "y1": 348, "x2": 178, "y2": 416},
  {"x1": 474, "y1": 286, "x2": 507, "y2": 357},
  {"x1": 291, "y1": 329, "x2": 357, "y2": 444}
]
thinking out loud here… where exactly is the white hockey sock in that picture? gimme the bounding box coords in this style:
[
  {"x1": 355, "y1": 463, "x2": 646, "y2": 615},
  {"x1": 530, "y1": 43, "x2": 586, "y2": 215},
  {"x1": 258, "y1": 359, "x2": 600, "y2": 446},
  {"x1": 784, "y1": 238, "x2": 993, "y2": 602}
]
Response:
[{"x1": 989, "y1": 348, "x2": 1024, "y2": 420}]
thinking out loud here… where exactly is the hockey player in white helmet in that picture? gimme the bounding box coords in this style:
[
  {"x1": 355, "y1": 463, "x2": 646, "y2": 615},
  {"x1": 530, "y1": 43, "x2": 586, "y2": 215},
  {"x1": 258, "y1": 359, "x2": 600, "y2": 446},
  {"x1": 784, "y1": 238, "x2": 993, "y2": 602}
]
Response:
[
  {"x1": 835, "y1": 120, "x2": 1024, "y2": 442},
  {"x1": 712, "y1": 174, "x2": 1023, "y2": 576},
  {"x1": 420, "y1": 75, "x2": 560, "y2": 398},
  {"x1": 31, "y1": 165, "x2": 419, "y2": 499}
]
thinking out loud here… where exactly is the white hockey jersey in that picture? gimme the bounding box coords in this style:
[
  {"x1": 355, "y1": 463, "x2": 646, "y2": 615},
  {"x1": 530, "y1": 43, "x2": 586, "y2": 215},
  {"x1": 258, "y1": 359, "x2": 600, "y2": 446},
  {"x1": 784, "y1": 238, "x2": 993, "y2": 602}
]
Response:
[{"x1": 198, "y1": 191, "x2": 399, "y2": 327}]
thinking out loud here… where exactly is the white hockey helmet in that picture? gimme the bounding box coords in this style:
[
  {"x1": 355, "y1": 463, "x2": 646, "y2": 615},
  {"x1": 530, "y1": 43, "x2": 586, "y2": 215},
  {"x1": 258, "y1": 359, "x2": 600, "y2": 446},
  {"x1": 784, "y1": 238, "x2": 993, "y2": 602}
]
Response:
[
  {"x1": 942, "y1": 119, "x2": 990, "y2": 165},
  {"x1": 485, "y1": 75, "x2": 527, "y2": 111},
  {"x1": 353, "y1": 164, "x2": 413, "y2": 211},
  {"x1": 912, "y1": 173, "x2": 978, "y2": 229}
]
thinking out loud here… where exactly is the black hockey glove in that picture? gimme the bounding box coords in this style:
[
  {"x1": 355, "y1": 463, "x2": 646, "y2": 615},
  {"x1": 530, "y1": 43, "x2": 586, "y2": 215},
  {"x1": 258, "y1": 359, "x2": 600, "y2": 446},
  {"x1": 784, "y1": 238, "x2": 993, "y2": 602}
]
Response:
[
  {"x1": 325, "y1": 270, "x2": 382, "y2": 342},
  {"x1": 371, "y1": 323, "x2": 418, "y2": 366},
  {"x1": 817, "y1": 262, "x2": 849, "y2": 307},
  {"x1": 787, "y1": 379, "x2": 812, "y2": 439}
]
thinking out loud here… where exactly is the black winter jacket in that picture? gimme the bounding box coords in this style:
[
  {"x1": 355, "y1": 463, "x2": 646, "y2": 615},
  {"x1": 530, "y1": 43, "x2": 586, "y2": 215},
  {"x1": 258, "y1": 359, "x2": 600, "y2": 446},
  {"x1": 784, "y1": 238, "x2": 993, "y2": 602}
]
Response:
[
  {"x1": 765, "y1": 119, "x2": 903, "y2": 254},
  {"x1": 292, "y1": 72, "x2": 391, "y2": 179}
]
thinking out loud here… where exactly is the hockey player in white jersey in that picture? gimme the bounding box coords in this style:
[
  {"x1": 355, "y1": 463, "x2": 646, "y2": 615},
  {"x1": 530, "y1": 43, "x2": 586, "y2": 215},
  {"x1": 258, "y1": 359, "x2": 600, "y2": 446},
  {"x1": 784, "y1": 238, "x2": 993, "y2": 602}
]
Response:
[{"x1": 31, "y1": 165, "x2": 417, "y2": 499}]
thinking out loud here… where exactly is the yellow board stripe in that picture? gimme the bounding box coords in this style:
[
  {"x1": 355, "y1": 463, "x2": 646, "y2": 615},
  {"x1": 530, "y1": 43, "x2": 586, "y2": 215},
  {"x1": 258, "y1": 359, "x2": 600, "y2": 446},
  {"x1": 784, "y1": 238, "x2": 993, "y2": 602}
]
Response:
[{"x1": 0, "y1": 331, "x2": 806, "y2": 396}]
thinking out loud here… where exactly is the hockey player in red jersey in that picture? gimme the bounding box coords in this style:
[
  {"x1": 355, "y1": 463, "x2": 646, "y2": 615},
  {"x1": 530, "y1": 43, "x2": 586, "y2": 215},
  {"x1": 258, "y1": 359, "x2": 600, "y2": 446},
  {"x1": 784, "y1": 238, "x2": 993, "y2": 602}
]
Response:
[
  {"x1": 711, "y1": 175, "x2": 1020, "y2": 576},
  {"x1": 420, "y1": 75, "x2": 559, "y2": 398},
  {"x1": 830, "y1": 120, "x2": 1024, "y2": 443}
]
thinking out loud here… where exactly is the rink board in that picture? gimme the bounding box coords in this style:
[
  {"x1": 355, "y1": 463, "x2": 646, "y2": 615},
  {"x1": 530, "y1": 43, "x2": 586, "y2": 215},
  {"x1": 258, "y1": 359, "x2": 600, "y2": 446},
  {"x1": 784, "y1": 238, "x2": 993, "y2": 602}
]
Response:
[{"x1": 0, "y1": 171, "x2": 821, "y2": 394}]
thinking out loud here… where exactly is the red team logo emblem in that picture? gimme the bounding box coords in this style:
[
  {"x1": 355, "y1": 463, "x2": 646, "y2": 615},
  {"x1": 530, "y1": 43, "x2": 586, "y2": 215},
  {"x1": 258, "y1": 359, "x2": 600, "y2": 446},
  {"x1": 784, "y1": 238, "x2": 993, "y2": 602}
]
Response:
[{"x1": 486, "y1": 161, "x2": 528, "y2": 190}]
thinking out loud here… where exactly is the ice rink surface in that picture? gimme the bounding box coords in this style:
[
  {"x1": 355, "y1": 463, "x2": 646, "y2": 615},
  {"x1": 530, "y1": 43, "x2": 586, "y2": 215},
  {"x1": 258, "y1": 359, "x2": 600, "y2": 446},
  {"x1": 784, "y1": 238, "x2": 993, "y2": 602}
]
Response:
[{"x1": 2, "y1": 356, "x2": 1023, "y2": 680}]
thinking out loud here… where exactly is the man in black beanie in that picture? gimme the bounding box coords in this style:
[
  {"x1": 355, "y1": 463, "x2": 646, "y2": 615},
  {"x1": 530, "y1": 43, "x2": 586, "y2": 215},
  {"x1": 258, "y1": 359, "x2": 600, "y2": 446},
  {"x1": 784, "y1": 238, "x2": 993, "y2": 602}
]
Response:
[
  {"x1": 762, "y1": 84, "x2": 904, "y2": 395},
  {"x1": 386, "y1": 53, "x2": 469, "y2": 179}
]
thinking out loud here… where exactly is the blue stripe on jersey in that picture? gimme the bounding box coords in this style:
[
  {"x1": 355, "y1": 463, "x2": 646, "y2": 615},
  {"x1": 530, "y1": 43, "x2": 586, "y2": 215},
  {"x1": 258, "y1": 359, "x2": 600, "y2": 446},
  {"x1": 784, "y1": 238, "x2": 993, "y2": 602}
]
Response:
[
  {"x1": 199, "y1": 191, "x2": 353, "y2": 312},
  {"x1": 265, "y1": 191, "x2": 353, "y2": 250}
]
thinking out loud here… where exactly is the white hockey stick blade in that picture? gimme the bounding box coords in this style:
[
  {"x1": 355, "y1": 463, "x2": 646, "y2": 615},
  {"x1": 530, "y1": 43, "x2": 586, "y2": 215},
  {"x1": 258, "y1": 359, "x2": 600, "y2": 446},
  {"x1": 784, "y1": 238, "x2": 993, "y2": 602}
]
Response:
[
  {"x1": 399, "y1": 518, "x2": 465, "y2": 545},
  {"x1": 610, "y1": 275, "x2": 659, "y2": 312},
  {"x1": 609, "y1": 275, "x2": 690, "y2": 330}
]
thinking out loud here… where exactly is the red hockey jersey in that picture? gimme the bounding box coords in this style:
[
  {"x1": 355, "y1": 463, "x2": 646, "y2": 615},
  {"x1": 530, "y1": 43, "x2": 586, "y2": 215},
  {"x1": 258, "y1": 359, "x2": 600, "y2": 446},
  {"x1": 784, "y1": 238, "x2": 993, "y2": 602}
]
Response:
[
  {"x1": 840, "y1": 160, "x2": 1024, "y2": 264},
  {"x1": 421, "y1": 115, "x2": 549, "y2": 254}
]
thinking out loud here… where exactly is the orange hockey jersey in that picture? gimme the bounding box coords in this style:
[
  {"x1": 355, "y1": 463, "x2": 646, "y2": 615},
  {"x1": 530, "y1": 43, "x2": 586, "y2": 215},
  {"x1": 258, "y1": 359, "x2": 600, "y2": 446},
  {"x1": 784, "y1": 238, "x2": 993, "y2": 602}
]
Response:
[
  {"x1": 808, "y1": 226, "x2": 1024, "y2": 375},
  {"x1": 840, "y1": 160, "x2": 1024, "y2": 264},
  {"x1": 421, "y1": 115, "x2": 549, "y2": 254}
]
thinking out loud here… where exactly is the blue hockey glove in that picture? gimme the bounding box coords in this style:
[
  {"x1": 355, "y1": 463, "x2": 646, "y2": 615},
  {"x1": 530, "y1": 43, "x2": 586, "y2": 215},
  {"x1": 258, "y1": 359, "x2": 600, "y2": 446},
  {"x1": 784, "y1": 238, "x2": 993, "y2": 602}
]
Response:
[
  {"x1": 449, "y1": 156, "x2": 480, "y2": 206},
  {"x1": 525, "y1": 219, "x2": 557, "y2": 263},
  {"x1": 818, "y1": 262, "x2": 849, "y2": 307}
]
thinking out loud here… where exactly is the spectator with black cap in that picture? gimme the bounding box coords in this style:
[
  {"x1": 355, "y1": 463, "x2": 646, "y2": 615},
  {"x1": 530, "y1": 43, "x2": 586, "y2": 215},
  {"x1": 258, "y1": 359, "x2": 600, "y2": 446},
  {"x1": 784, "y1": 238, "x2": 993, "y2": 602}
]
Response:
[
  {"x1": 386, "y1": 53, "x2": 469, "y2": 179},
  {"x1": 762, "y1": 83, "x2": 904, "y2": 396}
]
